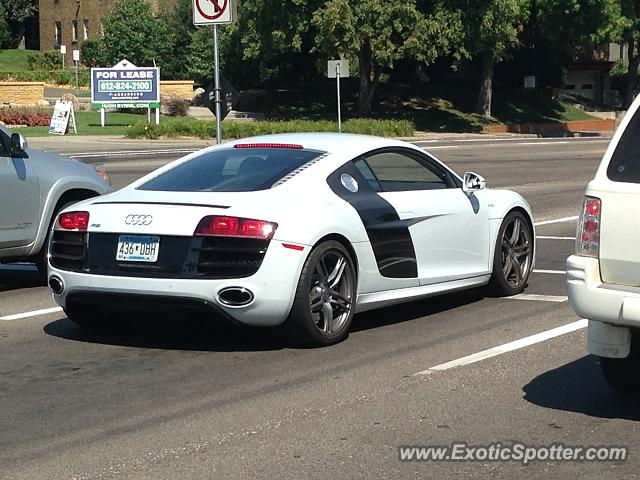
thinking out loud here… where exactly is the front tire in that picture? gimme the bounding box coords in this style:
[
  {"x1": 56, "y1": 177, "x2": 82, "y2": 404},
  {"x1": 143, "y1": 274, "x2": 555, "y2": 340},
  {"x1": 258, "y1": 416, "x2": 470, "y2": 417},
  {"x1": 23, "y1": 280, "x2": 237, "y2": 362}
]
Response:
[
  {"x1": 487, "y1": 210, "x2": 533, "y2": 296},
  {"x1": 599, "y1": 332, "x2": 640, "y2": 394},
  {"x1": 285, "y1": 240, "x2": 357, "y2": 347}
]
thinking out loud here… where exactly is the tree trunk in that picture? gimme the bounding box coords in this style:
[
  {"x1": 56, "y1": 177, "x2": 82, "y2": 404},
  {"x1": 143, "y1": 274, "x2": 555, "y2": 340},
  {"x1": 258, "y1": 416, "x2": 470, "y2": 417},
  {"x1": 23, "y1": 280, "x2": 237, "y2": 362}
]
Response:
[
  {"x1": 623, "y1": 41, "x2": 640, "y2": 109},
  {"x1": 358, "y1": 37, "x2": 376, "y2": 117},
  {"x1": 476, "y1": 52, "x2": 494, "y2": 118}
]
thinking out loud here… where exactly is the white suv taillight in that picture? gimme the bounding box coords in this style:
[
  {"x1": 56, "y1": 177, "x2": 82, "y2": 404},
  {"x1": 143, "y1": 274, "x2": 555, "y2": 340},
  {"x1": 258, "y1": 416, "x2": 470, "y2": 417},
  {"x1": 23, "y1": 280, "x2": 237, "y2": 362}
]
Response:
[{"x1": 576, "y1": 196, "x2": 601, "y2": 257}]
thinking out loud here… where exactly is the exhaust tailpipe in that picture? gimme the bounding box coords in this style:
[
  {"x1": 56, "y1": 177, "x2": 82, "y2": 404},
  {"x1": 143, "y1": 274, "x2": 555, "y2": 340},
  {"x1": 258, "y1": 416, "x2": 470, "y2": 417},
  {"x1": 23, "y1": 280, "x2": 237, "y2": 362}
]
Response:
[
  {"x1": 218, "y1": 287, "x2": 254, "y2": 307},
  {"x1": 48, "y1": 276, "x2": 64, "y2": 295}
]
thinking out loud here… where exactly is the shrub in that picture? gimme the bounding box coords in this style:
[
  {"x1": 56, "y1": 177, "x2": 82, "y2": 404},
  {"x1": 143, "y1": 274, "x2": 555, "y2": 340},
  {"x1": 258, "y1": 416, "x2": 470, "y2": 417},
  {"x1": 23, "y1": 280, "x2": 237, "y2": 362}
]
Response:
[
  {"x1": 27, "y1": 50, "x2": 63, "y2": 70},
  {"x1": 0, "y1": 110, "x2": 52, "y2": 126},
  {"x1": 126, "y1": 117, "x2": 415, "y2": 139},
  {"x1": 163, "y1": 96, "x2": 190, "y2": 117}
]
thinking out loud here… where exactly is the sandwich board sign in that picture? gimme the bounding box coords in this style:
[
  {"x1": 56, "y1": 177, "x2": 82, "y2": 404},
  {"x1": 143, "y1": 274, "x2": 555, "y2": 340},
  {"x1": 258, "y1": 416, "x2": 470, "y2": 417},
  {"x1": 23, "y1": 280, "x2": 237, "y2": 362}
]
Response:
[
  {"x1": 48, "y1": 100, "x2": 77, "y2": 135},
  {"x1": 193, "y1": 0, "x2": 236, "y2": 24}
]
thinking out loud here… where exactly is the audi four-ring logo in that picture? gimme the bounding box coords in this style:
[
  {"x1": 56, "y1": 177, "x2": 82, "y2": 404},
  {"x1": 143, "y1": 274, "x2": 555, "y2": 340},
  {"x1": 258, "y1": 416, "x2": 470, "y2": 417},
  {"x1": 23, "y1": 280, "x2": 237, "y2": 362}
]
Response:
[{"x1": 125, "y1": 214, "x2": 153, "y2": 225}]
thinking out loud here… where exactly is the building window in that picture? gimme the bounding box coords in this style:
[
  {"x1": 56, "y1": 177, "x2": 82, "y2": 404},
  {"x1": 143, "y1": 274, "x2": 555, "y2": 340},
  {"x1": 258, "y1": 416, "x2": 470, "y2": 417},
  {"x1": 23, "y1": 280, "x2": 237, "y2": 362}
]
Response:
[
  {"x1": 582, "y1": 84, "x2": 594, "y2": 90},
  {"x1": 54, "y1": 21, "x2": 62, "y2": 47},
  {"x1": 72, "y1": 20, "x2": 78, "y2": 42},
  {"x1": 564, "y1": 84, "x2": 575, "y2": 90},
  {"x1": 83, "y1": 19, "x2": 89, "y2": 40}
]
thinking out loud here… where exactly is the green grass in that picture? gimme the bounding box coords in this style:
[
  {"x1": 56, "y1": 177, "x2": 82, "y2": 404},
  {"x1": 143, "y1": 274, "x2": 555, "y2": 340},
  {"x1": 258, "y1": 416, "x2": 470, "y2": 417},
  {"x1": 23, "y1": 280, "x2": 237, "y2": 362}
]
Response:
[
  {"x1": 248, "y1": 81, "x2": 598, "y2": 133},
  {"x1": 0, "y1": 49, "x2": 36, "y2": 72},
  {"x1": 18, "y1": 111, "x2": 150, "y2": 137},
  {"x1": 126, "y1": 117, "x2": 414, "y2": 139}
]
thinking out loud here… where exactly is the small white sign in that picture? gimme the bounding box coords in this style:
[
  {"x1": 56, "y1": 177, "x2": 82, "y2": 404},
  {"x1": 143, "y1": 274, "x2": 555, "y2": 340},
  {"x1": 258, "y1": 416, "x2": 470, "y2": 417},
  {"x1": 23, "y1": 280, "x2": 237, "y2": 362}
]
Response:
[
  {"x1": 327, "y1": 60, "x2": 349, "y2": 78},
  {"x1": 48, "y1": 100, "x2": 77, "y2": 135},
  {"x1": 193, "y1": 0, "x2": 236, "y2": 24},
  {"x1": 60, "y1": 45, "x2": 67, "y2": 55},
  {"x1": 524, "y1": 75, "x2": 536, "y2": 89},
  {"x1": 72, "y1": 50, "x2": 80, "y2": 62}
]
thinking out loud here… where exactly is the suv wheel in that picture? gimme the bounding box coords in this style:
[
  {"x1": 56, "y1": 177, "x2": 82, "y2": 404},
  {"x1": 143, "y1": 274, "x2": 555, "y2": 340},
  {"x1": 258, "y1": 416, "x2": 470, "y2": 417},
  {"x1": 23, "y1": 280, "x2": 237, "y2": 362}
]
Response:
[{"x1": 599, "y1": 331, "x2": 640, "y2": 394}]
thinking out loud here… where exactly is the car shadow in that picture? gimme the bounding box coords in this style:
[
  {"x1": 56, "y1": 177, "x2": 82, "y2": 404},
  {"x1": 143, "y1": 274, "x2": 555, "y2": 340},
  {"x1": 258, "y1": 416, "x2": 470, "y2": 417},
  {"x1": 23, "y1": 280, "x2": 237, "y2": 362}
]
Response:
[
  {"x1": 44, "y1": 316, "x2": 287, "y2": 353},
  {"x1": 0, "y1": 264, "x2": 45, "y2": 292},
  {"x1": 351, "y1": 289, "x2": 485, "y2": 332},
  {"x1": 522, "y1": 355, "x2": 640, "y2": 421},
  {"x1": 43, "y1": 289, "x2": 487, "y2": 353}
]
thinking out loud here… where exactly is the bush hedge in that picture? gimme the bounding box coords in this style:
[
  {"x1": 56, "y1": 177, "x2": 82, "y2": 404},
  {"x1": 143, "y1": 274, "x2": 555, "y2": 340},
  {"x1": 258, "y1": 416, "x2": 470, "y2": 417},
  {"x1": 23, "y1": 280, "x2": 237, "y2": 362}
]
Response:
[
  {"x1": 126, "y1": 118, "x2": 415, "y2": 139},
  {"x1": 0, "y1": 69, "x2": 90, "y2": 86},
  {"x1": 0, "y1": 110, "x2": 52, "y2": 126}
]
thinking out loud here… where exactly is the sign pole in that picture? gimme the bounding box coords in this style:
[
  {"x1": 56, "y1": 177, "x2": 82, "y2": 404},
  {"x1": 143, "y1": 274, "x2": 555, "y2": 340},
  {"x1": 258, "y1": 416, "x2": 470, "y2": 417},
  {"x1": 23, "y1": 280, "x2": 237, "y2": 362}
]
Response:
[
  {"x1": 75, "y1": 60, "x2": 78, "y2": 92},
  {"x1": 336, "y1": 64, "x2": 342, "y2": 133},
  {"x1": 213, "y1": 24, "x2": 222, "y2": 144},
  {"x1": 100, "y1": 106, "x2": 105, "y2": 127}
]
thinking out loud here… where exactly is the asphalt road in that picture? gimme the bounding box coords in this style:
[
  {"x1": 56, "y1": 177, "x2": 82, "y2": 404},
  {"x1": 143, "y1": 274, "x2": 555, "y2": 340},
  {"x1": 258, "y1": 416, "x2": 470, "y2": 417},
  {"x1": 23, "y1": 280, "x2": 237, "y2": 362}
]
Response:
[{"x1": 2, "y1": 136, "x2": 637, "y2": 480}]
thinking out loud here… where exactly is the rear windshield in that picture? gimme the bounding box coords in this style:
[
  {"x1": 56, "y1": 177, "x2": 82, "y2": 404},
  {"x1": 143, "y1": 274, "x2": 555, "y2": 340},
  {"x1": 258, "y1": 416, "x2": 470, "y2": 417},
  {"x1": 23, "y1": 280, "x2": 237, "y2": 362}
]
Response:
[
  {"x1": 608, "y1": 111, "x2": 640, "y2": 183},
  {"x1": 138, "y1": 147, "x2": 324, "y2": 192}
]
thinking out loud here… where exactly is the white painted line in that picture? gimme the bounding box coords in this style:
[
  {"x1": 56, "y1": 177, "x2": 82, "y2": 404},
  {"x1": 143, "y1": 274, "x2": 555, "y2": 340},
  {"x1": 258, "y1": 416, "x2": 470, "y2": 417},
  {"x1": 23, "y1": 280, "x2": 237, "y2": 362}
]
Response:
[
  {"x1": 534, "y1": 216, "x2": 578, "y2": 226},
  {"x1": 0, "y1": 263, "x2": 37, "y2": 271},
  {"x1": 0, "y1": 306, "x2": 63, "y2": 321},
  {"x1": 424, "y1": 145, "x2": 460, "y2": 150},
  {"x1": 537, "y1": 236, "x2": 575, "y2": 240},
  {"x1": 416, "y1": 319, "x2": 587, "y2": 374},
  {"x1": 517, "y1": 141, "x2": 571, "y2": 146},
  {"x1": 532, "y1": 269, "x2": 566, "y2": 275},
  {"x1": 507, "y1": 293, "x2": 568, "y2": 302}
]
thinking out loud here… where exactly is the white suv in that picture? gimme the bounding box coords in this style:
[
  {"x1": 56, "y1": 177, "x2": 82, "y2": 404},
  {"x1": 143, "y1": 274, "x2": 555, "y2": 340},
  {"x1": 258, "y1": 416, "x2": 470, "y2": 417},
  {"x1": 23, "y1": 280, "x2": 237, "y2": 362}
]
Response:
[{"x1": 567, "y1": 97, "x2": 640, "y2": 393}]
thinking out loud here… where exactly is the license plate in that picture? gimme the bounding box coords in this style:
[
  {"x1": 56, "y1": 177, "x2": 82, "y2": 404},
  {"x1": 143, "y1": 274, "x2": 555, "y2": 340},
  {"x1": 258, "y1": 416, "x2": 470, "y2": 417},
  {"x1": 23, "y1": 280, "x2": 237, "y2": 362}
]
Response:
[{"x1": 116, "y1": 235, "x2": 160, "y2": 262}]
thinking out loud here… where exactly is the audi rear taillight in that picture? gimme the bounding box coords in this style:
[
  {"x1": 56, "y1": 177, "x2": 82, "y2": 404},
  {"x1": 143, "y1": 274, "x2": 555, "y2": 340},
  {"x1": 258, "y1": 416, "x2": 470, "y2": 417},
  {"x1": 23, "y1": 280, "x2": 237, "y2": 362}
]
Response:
[
  {"x1": 57, "y1": 211, "x2": 90, "y2": 231},
  {"x1": 194, "y1": 215, "x2": 277, "y2": 240},
  {"x1": 576, "y1": 196, "x2": 601, "y2": 257}
]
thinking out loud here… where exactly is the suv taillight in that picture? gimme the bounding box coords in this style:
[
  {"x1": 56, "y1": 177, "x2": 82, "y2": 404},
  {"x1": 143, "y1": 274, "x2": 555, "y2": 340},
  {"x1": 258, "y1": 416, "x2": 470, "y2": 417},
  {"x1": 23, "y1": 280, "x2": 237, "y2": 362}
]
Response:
[{"x1": 576, "y1": 196, "x2": 601, "y2": 257}]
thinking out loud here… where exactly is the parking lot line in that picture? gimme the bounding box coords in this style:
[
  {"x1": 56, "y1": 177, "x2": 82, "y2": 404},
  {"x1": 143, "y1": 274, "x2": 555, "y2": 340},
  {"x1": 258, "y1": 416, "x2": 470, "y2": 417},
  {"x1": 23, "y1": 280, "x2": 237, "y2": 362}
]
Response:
[
  {"x1": 534, "y1": 216, "x2": 579, "y2": 226},
  {"x1": 537, "y1": 236, "x2": 575, "y2": 240},
  {"x1": 0, "y1": 306, "x2": 63, "y2": 321},
  {"x1": 415, "y1": 319, "x2": 587, "y2": 374},
  {"x1": 506, "y1": 293, "x2": 568, "y2": 302},
  {"x1": 532, "y1": 269, "x2": 565, "y2": 275}
]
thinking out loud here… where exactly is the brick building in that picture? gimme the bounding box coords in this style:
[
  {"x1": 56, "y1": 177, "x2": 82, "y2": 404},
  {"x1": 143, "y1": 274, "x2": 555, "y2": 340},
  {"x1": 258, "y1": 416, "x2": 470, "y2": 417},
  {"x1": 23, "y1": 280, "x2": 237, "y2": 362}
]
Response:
[{"x1": 38, "y1": 0, "x2": 165, "y2": 65}]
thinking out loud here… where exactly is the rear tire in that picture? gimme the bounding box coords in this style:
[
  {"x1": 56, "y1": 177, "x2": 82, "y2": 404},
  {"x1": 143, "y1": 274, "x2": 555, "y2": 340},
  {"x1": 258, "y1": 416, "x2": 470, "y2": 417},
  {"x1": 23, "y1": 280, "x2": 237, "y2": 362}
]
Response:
[
  {"x1": 487, "y1": 210, "x2": 533, "y2": 296},
  {"x1": 599, "y1": 332, "x2": 640, "y2": 394},
  {"x1": 284, "y1": 240, "x2": 357, "y2": 347}
]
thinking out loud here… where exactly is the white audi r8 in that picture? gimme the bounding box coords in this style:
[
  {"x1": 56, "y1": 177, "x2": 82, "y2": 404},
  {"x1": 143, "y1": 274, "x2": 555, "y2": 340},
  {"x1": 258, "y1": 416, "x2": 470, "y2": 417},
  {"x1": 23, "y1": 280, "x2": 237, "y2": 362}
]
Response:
[{"x1": 47, "y1": 133, "x2": 535, "y2": 346}]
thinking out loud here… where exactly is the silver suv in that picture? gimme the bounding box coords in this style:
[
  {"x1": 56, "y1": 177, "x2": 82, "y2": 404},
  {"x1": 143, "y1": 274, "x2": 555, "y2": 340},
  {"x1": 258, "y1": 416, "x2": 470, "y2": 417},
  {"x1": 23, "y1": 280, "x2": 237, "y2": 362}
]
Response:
[{"x1": 0, "y1": 124, "x2": 112, "y2": 275}]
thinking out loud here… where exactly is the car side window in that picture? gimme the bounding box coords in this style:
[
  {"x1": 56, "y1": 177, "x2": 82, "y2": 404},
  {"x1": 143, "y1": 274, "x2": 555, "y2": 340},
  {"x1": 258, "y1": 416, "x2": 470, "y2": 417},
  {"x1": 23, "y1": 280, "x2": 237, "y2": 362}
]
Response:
[
  {"x1": 362, "y1": 149, "x2": 453, "y2": 192},
  {"x1": 353, "y1": 157, "x2": 382, "y2": 191}
]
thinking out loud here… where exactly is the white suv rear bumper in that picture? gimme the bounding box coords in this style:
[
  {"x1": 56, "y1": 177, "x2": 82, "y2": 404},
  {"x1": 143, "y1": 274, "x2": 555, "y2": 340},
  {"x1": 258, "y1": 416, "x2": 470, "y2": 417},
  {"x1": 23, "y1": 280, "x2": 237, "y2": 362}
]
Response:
[{"x1": 567, "y1": 254, "x2": 640, "y2": 358}]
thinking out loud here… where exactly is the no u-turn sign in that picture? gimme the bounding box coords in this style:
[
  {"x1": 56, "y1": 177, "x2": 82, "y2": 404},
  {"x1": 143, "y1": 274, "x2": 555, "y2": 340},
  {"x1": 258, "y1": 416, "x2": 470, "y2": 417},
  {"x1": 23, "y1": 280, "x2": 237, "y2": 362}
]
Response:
[{"x1": 193, "y1": 0, "x2": 236, "y2": 24}]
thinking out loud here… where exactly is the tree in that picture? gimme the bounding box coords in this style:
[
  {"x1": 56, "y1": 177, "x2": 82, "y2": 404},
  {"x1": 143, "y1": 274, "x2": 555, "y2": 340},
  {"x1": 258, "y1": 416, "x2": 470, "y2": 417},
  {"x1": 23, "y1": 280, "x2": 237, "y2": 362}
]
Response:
[
  {"x1": 1, "y1": 0, "x2": 38, "y2": 48},
  {"x1": 158, "y1": 0, "x2": 196, "y2": 79},
  {"x1": 0, "y1": 4, "x2": 12, "y2": 49},
  {"x1": 617, "y1": 1, "x2": 640, "y2": 108},
  {"x1": 99, "y1": 0, "x2": 173, "y2": 68},
  {"x1": 460, "y1": 0, "x2": 530, "y2": 118},
  {"x1": 313, "y1": 0, "x2": 463, "y2": 116},
  {"x1": 535, "y1": 0, "x2": 625, "y2": 101}
]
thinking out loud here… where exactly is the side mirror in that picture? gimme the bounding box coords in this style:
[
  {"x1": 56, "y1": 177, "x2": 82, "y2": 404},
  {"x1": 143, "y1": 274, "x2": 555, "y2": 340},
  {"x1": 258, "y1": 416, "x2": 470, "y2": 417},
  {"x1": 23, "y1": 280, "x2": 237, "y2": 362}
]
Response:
[
  {"x1": 10, "y1": 133, "x2": 28, "y2": 155},
  {"x1": 462, "y1": 172, "x2": 486, "y2": 193}
]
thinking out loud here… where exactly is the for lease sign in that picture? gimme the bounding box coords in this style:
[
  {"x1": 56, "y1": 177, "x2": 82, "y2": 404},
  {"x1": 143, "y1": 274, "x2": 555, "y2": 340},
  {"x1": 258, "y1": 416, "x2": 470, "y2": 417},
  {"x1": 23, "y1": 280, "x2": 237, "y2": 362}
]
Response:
[{"x1": 91, "y1": 66, "x2": 160, "y2": 103}]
